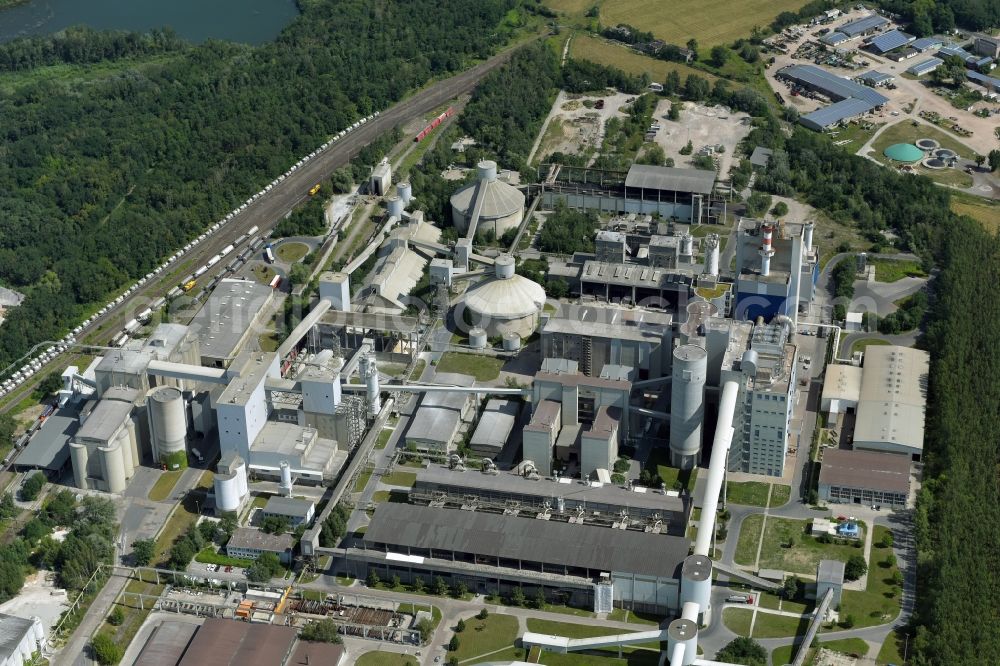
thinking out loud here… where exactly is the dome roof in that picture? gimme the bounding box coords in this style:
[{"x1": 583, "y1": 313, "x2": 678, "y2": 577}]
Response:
[
  {"x1": 461, "y1": 262, "x2": 545, "y2": 320},
  {"x1": 450, "y1": 162, "x2": 525, "y2": 220},
  {"x1": 883, "y1": 143, "x2": 923, "y2": 162}
]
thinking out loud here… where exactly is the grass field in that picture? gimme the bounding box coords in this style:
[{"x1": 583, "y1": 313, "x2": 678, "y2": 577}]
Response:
[
  {"x1": 870, "y1": 121, "x2": 973, "y2": 161},
  {"x1": 381, "y1": 470, "x2": 417, "y2": 487},
  {"x1": 276, "y1": 242, "x2": 310, "y2": 263},
  {"x1": 734, "y1": 515, "x2": 866, "y2": 574},
  {"x1": 569, "y1": 34, "x2": 715, "y2": 83},
  {"x1": 876, "y1": 628, "x2": 910, "y2": 665},
  {"x1": 148, "y1": 471, "x2": 182, "y2": 502},
  {"x1": 251, "y1": 264, "x2": 277, "y2": 284},
  {"x1": 870, "y1": 258, "x2": 927, "y2": 283},
  {"x1": 447, "y1": 614, "x2": 519, "y2": 662},
  {"x1": 354, "y1": 469, "x2": 373, "y2": 493},
  {"x1": 375, "y1": 428, "x2": 395, "y2": 449},
  {"x1": 525, "y1": 618, "x2": 660, "y2": 664},
  {"x1": 194, "y1": 547, "x2": 254, "y2": 568},
  {"x1": 951, "y1": 193, "x2": 1000, "y2": 234},
  {"x1": 356, "y1": 652, "x2": 419, "y2": 666},
  {"x1": 726, "y1": 482, "x2": 791, "y2": 508},
  {"x1": 772, "y1": 637, "x2": 870, "y2": 665},
  {"x1": 468, "y1": 647, "x2": 529, "y2": 664},
  {"x1": 598, "y1": 0, "x2": 809, "y2": 47},
  {"x1": 850, "y1": 337, "x2": 891, "y2": 356},
  {"x1": 435, "y1": 353, "x2": 505, "y2": 381},
  {"x1": 831, "y1": 526, "x2": 903, "y2": 630},
  {"x1": 643, "y1": 449, "x2": 698, "y2": 491}
]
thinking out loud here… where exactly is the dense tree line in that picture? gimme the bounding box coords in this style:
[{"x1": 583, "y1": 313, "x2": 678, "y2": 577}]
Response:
[
  {"x1": 0, "y1": 26, "x2": 187, "y2": 71},
  {"x1": 536, "y1": 201, "x2": 598, "y2": 254},
  {"x1": 0, "y1": 0, "x2": 514, "y2": 371},
  {"x1": 878, "y1": 0, "x2": 1000, "y2": 32},
  {"x1": 877, "y1": 290, "x2": 927, "y2": 333}
]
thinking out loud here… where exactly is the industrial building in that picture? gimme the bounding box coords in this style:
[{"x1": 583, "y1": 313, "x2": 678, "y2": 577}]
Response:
[
  {"x1": 188, "y1": 279, "x2": 274, "y2": 368},
  {"x1": 69, "y1": 386, "x2": 141, "y2": 493},
  {"x1": 405, "y1": 372, "x2": 476, "y2": 453},
  {"x1": 777, "y1": 65, "x2": 889, "y2": 131},
  {"x1": 907, "y1": 57, "x2": 943, "y2": 76},
  {"x1": 369, "y1": 160, "x2": 391, "y2": 196},
  {"x1": 226, "y1": 527, "x2": 295, "y2": 564},
  {"x1": 450, "y1": 160, "x2": 525, "y2": 239},
  {"x1": 818, "y1": 449, "x2": 910, "y2": 509},
  {"x1": 733, "y1": 218, "x2": 816, "y2": 319},
  {"x1": 865, "y1": 29, "x2": 914, "y2": 55},
  {"x1": 541, "y1": 304, "x2": 673, "y2": 380},
  {"x1": 0, "y1": 614, "x2": 44, "y2": 666},
  {"x1": 468, "y1": 399, "x2": 520, "y2": 458},
  {"x1": 816, "y1": 560, "x2": 845, "y2": 609},
  {"x1": 342, "y1": 502, "x2": 691, "y2": 615},
  {"x1": 820, "y1": 364, "x2": 862, "y2": 418},
  {"x1": 260, "y1": 496, "x2": 315, "y2": 527},
  {"x1": 853, "y1": 345, "x2": 929, "y2": 458},
  {"x1": 836, "y1": 13, "x2": 889, "y2": 38},
  {"x1": 213, "y1": 452, "x2": 249, "y2": 515},
  {"x1": 457, "y1": 255, "x2": 545, "y2": 340}
]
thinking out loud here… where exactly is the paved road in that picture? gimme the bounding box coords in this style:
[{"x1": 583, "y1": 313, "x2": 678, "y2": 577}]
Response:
[{"x1": 2, "y1": 41, "x2": 530, "y2": 416}]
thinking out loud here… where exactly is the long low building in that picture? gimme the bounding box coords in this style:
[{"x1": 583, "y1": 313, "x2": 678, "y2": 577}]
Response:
[
  {"x1": 853, "y1": 345, "x2": 928, "y2": 458},
  {"x1": 819, "y1": 448, "x2": 911, "y2": 509},
  {"x1": 340, "y1": 502, "x2": 690, "y2": 615},
  {"x1": 778, "y1": 64, "x2": 889, "y2": 130}
]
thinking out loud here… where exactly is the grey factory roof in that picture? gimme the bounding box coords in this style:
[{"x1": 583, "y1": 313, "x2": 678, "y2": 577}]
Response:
[
  {"x1": 142, "y1": 323, "x2": 193, "y2": 360},
  {"x1": 855, "y1": 346, "x2": 929, "y2": 452},
  {"x1": 525, "y1": 400, "x2": 560, "y2": 433},
  {"x1": 218, "y1": 352, "x2": 275, "y2": 407},
  {"x1": 938, "y1": 43, "x2": 976, "y2": 62},
  {"x1": 780, "y1": 65, "x2": 889, "y2": 106},
  {"x1": 819, "y1": 449, "x2": 910, "y2": 494},
  {"x1": 749, "y1": 146, "x2": 773, "y2": 168},
  {"x1": 76, "y1": 397, "x2": 133, "y2": 442},
  {"x1": 420, "y1": 372, "x2": 475, "y2": 411},
  {"x1": 227, "y1": 527, "x2": 294, "y2": 553},
  {"x1": 867, "y1": 29, "x2": 913, "y2": 53},
  {"x1": 580, "y1": 260, "x2": 693, "y2": 290},
  {"x1": 365, "y1": 503, "x2": 690, "y2": 579},
  {"x1": 543, "y1": 306, "x2": 671, "y2": 344},
  {"x1": 188, "y1": 279, "x2": 273, "y2": 363},
  {"x1": 262, "y1": 496, "x2": 314, "y2": 519},
  {"x1": 469, "y1": 399, "x2": 519, "y2": 453},
  {"x1": 320, "y1": 309, "x2": 419, "y2": 335},
  {"x1": 450, "y1": 175, "x2": 525, "y2": 220},
  {"x1": 907, "y1": 57, "x2": 943, "y2": 75},
  {"x1": 413, "y1": 465, "x2": 687, "y2": 514},
  {"x1": 178, "y1": 617, "x2": 297, "y2": 666},
  {"x1": 624, "y1": 164, "x2": 715, "y2": 195},
  {"x1": 133, "y1": 620, "x2": 199, "y2": 666},
  {"x1": 596, "y1": 229, "x2": 626, "y2": 243},
  {"x1": 817, "y1": 559, "x2": 845, "y2": 585},
  {"x1": 802, "y1": 97, "x2": 881, "y2": 130},
  {"x1": 967, "y1": 70, "x2": 1000, "y2": 90},
  {"x1": 858, "y1": 70, "x2": 894, "y2": 85},
  {"x1": 96, "y1": 349, "x2": 154, "y2": 377},
  {"x1": 0, "y1": 613, "x2": 36, "y2": 660},
  {"x1": 819, "y1": 31, "x2": 850, "y2": 46},
  {"x1": 14, "y1": 407, "x2": 77, "y2": 471},
  {"x1": 838, "y1": 13, "x2": 889, "y2": 37},
  {"x1": 406, "y1": 407, "x2": 461, "y2": 445},
  {"x1": 910, "y1": 37, "x2": 943, "y2": 51}
]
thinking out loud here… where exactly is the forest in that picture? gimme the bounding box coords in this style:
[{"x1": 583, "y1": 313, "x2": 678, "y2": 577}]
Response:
[{"x1": 0, "y1": 0, "x2": 514, "y2": 371}]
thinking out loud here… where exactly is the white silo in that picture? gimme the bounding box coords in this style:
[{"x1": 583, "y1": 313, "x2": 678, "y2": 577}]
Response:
[
  {"x1": 502, "y1": 332, "x2": 521, "y2": 351},
  {"x1": 70, "y1": 444, "x2": 89, "y2": 490},
  {"x1": 396, "y1": 181, "x2": 413, "y2": 205},
  {"x1": 100, "y1": 442, "x2": 127, "y2": 494},
  {"x1": 279, "y1": 461, "x2": 293, "y2": 497},
  {"x1": 666, "y1": 618, "x2": 698, "y2": 666},
  {"x1": 670, "y1": 345, "x2": 707, "y2": 470},
  {"x1": 366, "y1": 356, "x2": 381, "y2": 417},
  {"x1": 386, "y1": 195, "x2": 404, "y2": 218},
  {"x1": 803, "y1": 222, "x2": 814, "y2": 252},
  {"x1": 703, "y1": 234, "x2": 720, "y2": 277},
  {"x1": 680, "y1": 554, "x2": 713, "y2": 620},
  {"x1": 215, "y1": 473, "x2": 241, "y2": 513},
  {"x1": 469, "y1": 327, "x2": 488, "y2": 349},
  {"x1": 458, "y1": 255, "x2": 546, "y2": 339},
  {"x1": 117, "y1": 429, "x2": 134, "y2": 477},
  {"x1": 31, "y1": 617, "x2": 44, "y2": 643},
  {"x1": 680, "y1": 233, "x2": 694, "y2": 257},
  {"x1": 148, "y1": 386, "x2": 187, "y2": 466}
]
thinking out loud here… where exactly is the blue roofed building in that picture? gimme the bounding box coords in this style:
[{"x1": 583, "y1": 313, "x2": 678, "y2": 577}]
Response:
[
  {"x1": 910, "y1": 37, "x2": 943, "y2": 52},
  {"x1": 907, "y1": 57, "x2": 943, "y2": 76},
  {"x1": 857, "y1": 70, "x2": 894, "y2": 87},
  {"x1": 967, "y1": 70, "x2": 1000, "y2": 94},
  {"x1": 866, "y1": 29, "x2": 914, "y2": 54},
  {"x1": 778, "y1": 64, "x2": 889, "y2": 130},
  {"x1": 837, "y1": 14, "x2": 889, "y2": 38},
  {"x1": 820, "y1": 32, "x2": 850, "y2": 46}
]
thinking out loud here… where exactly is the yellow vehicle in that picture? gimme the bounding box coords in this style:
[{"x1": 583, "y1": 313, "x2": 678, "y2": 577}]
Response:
[
  {"x1": 308, "y1": 183, "x2": 321, "y2": 196},
  {"x1": 182, "y1": 280, "x2": 197, "y2": 292}
]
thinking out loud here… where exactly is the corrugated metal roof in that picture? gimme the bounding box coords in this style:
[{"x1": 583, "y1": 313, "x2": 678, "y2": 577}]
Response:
[
  {"x1": 226, "y1": 527, "x2": 294, "y2": 553},
  {"x1": 858, "y1": 70, "x2": 893, "y2": 84},
  {"x1": 179, "y1": 618, "x2": 296, "y2": 666},
  {"x1": 854, "y1": 345, "x2": 928, "y2": 452},
  {"x1": 133, "y1": 620, "x2": 198, "y2": 666},
  {"x1": 0, "y1": 614, "x2": 36, "y2": 660},
  {"x1": 14, "y1": 407, "x2": 77, "y2": 471},
  {"x1": 780, "y1": 65, "x2": 889, "y2": 105},
  {"x1": 406, "y1": 407, "x2": 460, "y2": 445},
  {"x1": 364, "y1": 503, "x2": 690, "y2": 579},
  {"x1": 907, "y1": 57, "x2": 942, "y2": 75},
  {"x1": 967, "y1": 70, "x2": 1000, "y2": 90},
  {"x1": 624, "y1": 164, "x2": 715, "y2": 195},
  {"x1": 838, "y1": 13, "x2": 889, "y2": 37},
  {"x1": 867, "y1": 29, "x2": 913, "y2": 53},
  {"x1": 263, "y1": 496, "x2": 314, "y2": 519},
  {"x1": 910, "y1": 37, "x2": 942, "y2": 51},
  {"x1": 819, "y1": 448, "x2": 910, "y2": 494},
  {"x1": 469, "y1": 400, "x2": 519, "y2": 452},
  {"x1": 820, "y1": 31, "x2": 849, "y2": 46},
  {"x1": 802, "y1": 97, "x2": 879, "y2": 129},
  {"x1": 76, "y1": 397, "x2": 133, "y2": 442}
]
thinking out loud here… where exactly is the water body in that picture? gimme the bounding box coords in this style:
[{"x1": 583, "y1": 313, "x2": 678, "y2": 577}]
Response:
[{"x1": 0, "y1": 0, "x2": 299, "y2": 45}]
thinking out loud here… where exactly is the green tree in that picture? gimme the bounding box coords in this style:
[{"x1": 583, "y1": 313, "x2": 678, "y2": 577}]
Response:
[
  {"x1": 510, "y1": 586, "x2": 525, "y2": 607},
  {"x1": 782, "y1": 575, "x2": 799, "y2": 599},
  {"x1": 33, "y1": 371, "x2": 63, "y2": 400},
  {"x1": 686, "y1": 38, "x2": 699, "y2": 59},
  {"x1": 844, "y1": 555, "x2": 868, "y2": 582},
  {"x1": 367, "y1": 569, "x2": 381, "y2": 588},
  {"x1": 391, "y1": 574, "x2": 401, "y2": 590},
  {"x1": 534, "y1": 588, "x2": 547, "y2": 609},
  {"x1": 745, "y1": 191, "x2": 773, "y2": 217},
  {"x1": 91, "y1": 633, "x2": 123, "y2": 666},
  {"x1": 710, "y1": 45, "x2": 729, "y2": 67},
  {"x1": 288, "y1": 263, "x2": 311, "y2": 286},
  {"x1": 456, "y1": 618, "x2": 466, "y2": 632},
  {"x1": 132, "y1": 538, "x2": 155, "y2": 567},
  {"x1": 300, "y1": 619, "x2": 343, "y2": 643},
  {"x1": 260, "y1": 516, "x2": 289, "y2": 535},
  {"x1": 716, "y1": 636, "x2": 767, "y2": 666},
  {"x1": 247, "y1": 553, "x2": 282, "y2": 583},
  {"x1": 330, "y1": 167, "x2": 354, "y2": 194},
  {"x1": 770, "y1": 201, "x2": 789, "y2": 217},
  {"x1": 453, "y1": 581, "x2": 468, "y2": 598},
  {"x1": 19, "y1": 472, "x2": 45, "y2": 502},
  {"x1": 448, "y1": 635, "x2": 460, "y2": 651},
  {"x1": 108, "y1": 607, "x2": 125, "y2": 626},
  {"x1": 434, "y1": 576, "x2": 449, "y2": 596},
  {"x1": 417, "y1": 618, "x2": 434, "y2": 643},
  {"x1": 412, "y1": 576, "x2": 425, "y2": 593},
  {"x1": 477, "y1": 608, "x2": 489, "y2": 620}
]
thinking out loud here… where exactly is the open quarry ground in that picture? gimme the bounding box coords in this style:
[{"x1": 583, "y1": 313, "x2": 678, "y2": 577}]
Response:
[
  {"x1": 532, "y1": 90, "x2": 636, "y2": 164},
  {"x1": 1, "y1": 569, "x2": 69, "y2": 635},
  {"x1": 651, "y1": 100, "x2": 751, "y2": 175}
]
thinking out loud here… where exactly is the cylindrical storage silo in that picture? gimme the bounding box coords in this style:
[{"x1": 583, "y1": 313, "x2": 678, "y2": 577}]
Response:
[
  {"x1": 502, "y1": 332, "x2": 521, "y2": 351},
  {"x1": 386, "y1": 195, "x2": 404, "y2": 218},
  {"x1": 396, "y1": 181, "x2": 412, "y2": 205},
  {"x1": 70, "y1": 443, "x2": 89, "y2": 490},
  {"x1": 215, "y1": 474, "x2": 241, "y2": 513},
  {"x1": 803, "y1": 222, "x2": 814, "y2": 250},
  {"x1": 680, "y1": 554, "x2": 713, "y2": 614},
  {"x1": 126, "y1": 418, "x2": 140, "y2": 472},
  {"x1": 666, "y1": 618, "x2": 698, "y2": 666},
  {"x1": 741, "y1": 349, "x2": 759, "y2": 377},
  {"x1": 100, "y1": 443, "x2": 127, "y2": 494},
  {"x1": 148, "y1": 386, "x2": 187, "y2": 468},
  {"x1": 704, "y1": 235, "x2": 720, "y2": 277},
  {"x1": 478, "y1": 160, "x2": 498, "y2": 182},
  {"x1": 494, "y1": 254, "x2": 516, "y2": 279},
  {"x1": 280, "y1": 461, "x2": 293, "y2": 496},
  {"x1": 680, "y1": 233, "x2": 694, "y2": 257},
  {"x1": 236, "y1": 460, "x2": 249, "y2": 498},
  {"x1": 366, "y1": 358, "x2": 381, "y2": 417},
  {"x1": 117, "y1": 429, "x2": 134, "y2": 476},
  {"x1": 469, "y1": 327, "x2": 488, "y2": 349},
  {"x1": 670, "y1": 345, "x2": 708, "y2": 470}
]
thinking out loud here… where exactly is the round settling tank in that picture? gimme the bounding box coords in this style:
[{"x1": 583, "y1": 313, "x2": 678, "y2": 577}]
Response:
[
  {"x1": 883, "y1": 143, "x2": 923, "y2": 163},
  {"x1": 670, "y1": 345, "x2": 708, "y2": 470},
  {"x1": 469, "y1": 327, "x2": 488, "y2": 349},
  {"x1": 915, "y1": 138, "x2": 939, "y2": 151}
]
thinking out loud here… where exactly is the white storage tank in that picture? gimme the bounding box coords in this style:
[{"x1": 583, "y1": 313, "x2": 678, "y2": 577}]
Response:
[
  {"x1": 386, "y1": 195, "x2": 404, "y2": 218},
  {"x1": 502, "y1": 332, "x2": 521, "y2": 351},
  {"x1": 469, "y1": 327, "x2": 488, "y2": 349},
  {"x1": 703, "y1": 234, "x2": 720, "y2": 276},
  {"x1": 148, "y1": 386, "x2": 187, "y2": 468},
  {"x1": 215, "y1": 472, "x2": 242, "y2": 513},
  {"x1": 100, "y1": 441, "x2": 127, "y2": 494},
  {"x1": 280, "y1": 461, "x2": 293, "y2": 497},
  {"x1": 396, "y1": 181, "x2": 413, "y2": 205},
  {"x1": 670, "y1": 345, "x2": 707, "y2": 470}
]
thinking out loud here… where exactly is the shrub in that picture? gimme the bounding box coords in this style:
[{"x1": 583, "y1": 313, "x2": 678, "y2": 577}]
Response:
[
  {"x1": 92, "y1": 633, "x2": 123, "y2": 665},
  {"x1": 108, "y1": 607, "x2": 125, "y2": 626}
]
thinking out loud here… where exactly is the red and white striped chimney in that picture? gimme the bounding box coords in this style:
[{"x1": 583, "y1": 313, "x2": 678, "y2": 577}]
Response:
[{"x1": 759, "y1": 224, "x2": 775, "y2": 277}]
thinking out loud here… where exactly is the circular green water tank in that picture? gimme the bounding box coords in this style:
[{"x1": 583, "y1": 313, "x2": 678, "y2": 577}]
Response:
[{"x1": 883, "y1": 143, "x2": 924, "y2": 162}]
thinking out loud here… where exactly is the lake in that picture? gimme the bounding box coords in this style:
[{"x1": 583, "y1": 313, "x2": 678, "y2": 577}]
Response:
[{"x1": 0, "y1": 0, "x2": 300, "y2": 45}]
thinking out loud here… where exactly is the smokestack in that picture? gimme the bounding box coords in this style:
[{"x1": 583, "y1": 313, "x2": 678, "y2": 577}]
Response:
[
  {"x1": 803, "y1": 222, "x2": 814, "y2": 255},
  {"x1": 759, "y1": 224, "x2": 775, "y2": 277},
  {"x1": 703, "y1": 235, "x2": 720, "y2": 277}
]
